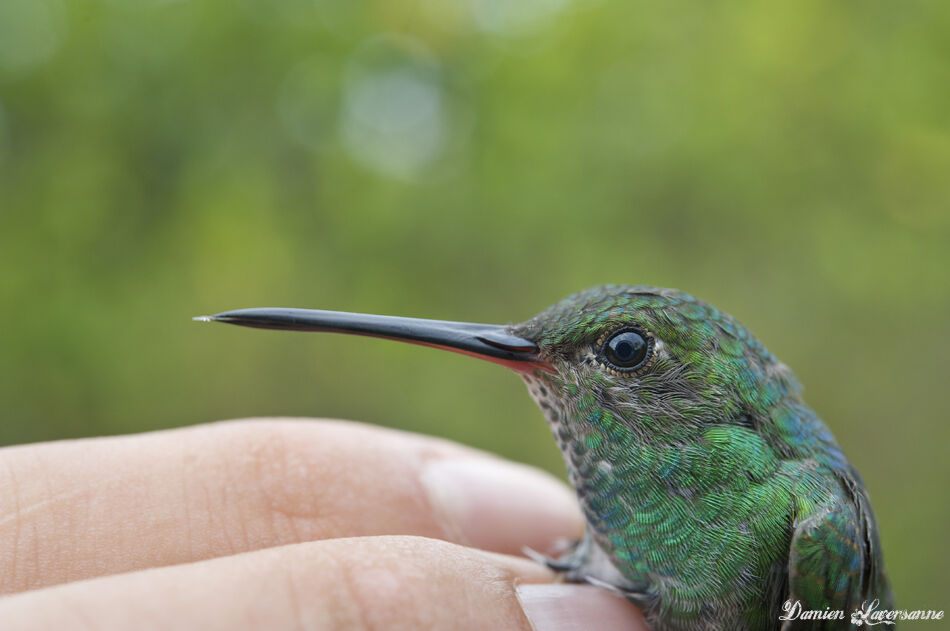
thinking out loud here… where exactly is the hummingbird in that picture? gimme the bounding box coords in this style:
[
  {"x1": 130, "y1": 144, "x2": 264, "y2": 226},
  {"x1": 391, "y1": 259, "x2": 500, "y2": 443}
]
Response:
[{"x1": 197, "y1": 285, "x2": 892, "y2": 631}]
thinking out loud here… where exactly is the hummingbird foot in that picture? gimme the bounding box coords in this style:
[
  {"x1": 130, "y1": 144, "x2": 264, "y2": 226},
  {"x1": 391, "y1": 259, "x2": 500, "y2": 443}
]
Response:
[
  {"x1": 582, "y1": 575, "x2": 650, "y2": 601},
  {"x1": 525, "y1": 532, "x2": 653, "y2": 607},
  {"x1": 521, "y1": 541, "x2": 583, "y2": 573}
]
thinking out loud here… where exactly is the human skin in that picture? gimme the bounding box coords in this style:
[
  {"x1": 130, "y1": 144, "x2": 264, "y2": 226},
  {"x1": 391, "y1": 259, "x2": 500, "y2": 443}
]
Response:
[{"x1": 0, "y1": 419, "x2": 646, "y2": 631}]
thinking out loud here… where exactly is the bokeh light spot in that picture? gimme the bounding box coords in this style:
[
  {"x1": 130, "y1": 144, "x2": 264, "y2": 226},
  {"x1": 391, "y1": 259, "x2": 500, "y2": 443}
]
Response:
[
  {"x1": 340, "y1": 37, "x2": 447, "y2": 179},
  {"x1": 0, "y1": 0, "x2": 66, "y2": 75},
  {"x1": 471, "y1": 0, "x2": 571, "y2": 35}
]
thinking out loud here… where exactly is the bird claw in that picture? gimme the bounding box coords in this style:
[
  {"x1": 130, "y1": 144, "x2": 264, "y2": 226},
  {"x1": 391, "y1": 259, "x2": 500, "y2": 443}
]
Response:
[
  {"x1": 521, "y1": 544, "x2": 581, "y2": 572},
  {"x1": 524, "y1": 538, "x2": 653, "y2": 607}
]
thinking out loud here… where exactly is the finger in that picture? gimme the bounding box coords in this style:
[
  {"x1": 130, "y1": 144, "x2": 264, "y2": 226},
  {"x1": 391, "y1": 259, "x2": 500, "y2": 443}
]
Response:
[
  {"x1": 0, "y1": 536, "x2": 647, "y2": 631},
  {"x1": 0, "y1": 419, "x2": 582, "y2": 593}
]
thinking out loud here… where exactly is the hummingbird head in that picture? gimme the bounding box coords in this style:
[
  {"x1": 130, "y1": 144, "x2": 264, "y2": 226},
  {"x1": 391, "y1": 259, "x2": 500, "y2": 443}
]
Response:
[
  {"x1": 197, "y1": 284, "x2": 802, "y2": 446},
  {"x1": 510, "y1": 285, "x2": 801, "y2": 441}
]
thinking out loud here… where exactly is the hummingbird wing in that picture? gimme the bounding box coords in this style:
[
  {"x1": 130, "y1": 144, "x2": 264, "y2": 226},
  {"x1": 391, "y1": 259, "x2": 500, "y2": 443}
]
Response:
[{"x1": 784, "y1": 471, "x2": 892, "y2": 629}]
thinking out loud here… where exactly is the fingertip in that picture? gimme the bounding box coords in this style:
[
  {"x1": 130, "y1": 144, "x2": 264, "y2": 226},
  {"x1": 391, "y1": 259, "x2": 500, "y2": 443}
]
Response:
[
  {"x1": 420, "y1": 458, "x2": 584, "y2": 556},
  {"x1": 516, "y1": 584, "x2": 649, "y2": 631}
]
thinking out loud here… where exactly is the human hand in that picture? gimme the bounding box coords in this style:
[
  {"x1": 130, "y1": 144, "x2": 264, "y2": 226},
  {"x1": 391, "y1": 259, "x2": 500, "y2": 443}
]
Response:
[{"x1": 0, "y1": 419, "x2": 647, "y2": 630}]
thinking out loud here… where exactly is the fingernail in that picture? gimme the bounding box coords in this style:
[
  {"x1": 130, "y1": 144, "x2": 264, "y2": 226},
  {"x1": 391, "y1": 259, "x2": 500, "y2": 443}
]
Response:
[
  {"x1": 420, "y1": 458, "x2": 583, "y2": 555},
  {"x1": 516, "y1": 584, "x2": 648, "y2": 631}
]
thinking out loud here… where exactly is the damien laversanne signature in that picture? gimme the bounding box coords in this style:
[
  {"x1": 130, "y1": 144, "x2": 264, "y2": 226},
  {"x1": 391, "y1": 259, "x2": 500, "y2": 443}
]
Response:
[{"x1": 779, "y1": 599, "x2": 945, "y2": 626}]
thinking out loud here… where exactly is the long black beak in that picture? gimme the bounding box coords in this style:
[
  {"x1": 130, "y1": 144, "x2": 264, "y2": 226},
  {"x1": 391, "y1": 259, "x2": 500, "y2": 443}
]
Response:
[{"x1": 195, "y1": 308, "x2": 547, "y2": 372}]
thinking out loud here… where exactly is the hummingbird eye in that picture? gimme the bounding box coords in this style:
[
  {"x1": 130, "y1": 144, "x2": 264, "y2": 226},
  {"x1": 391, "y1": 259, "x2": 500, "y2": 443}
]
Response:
[{"x1": 599, "y1": 328, "x2": 652, "y2": 373}]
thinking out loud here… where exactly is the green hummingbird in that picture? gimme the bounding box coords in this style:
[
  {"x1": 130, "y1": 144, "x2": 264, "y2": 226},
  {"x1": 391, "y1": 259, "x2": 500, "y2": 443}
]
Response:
[{"x1": 198, "y1": 285, "x2": 892, "y2": 631}]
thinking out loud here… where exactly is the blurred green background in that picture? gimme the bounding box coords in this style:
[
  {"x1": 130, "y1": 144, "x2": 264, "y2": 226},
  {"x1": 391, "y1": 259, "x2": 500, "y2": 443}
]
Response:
[{"x1": 1, "y1": 0, "x2": 948, "y2": 611}]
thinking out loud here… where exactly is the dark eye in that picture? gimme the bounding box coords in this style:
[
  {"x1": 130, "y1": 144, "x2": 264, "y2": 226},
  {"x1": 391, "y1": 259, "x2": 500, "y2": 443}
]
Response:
[{"x1": 601, "y1": 329, "x2": 651, "y2": 372}]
